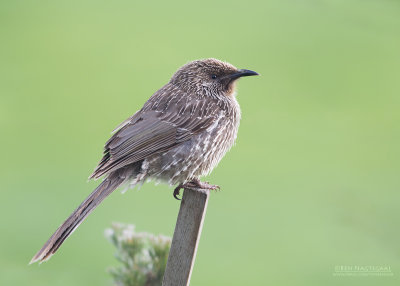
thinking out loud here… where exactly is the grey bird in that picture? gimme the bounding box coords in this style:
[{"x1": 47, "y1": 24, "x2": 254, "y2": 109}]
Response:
[{"x1": 30, "y1": 58, "x2": 258, "y2": 263}]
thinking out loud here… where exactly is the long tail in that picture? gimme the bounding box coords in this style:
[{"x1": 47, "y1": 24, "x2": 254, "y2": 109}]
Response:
[{"x1": 30, "y1": 172, "x2": 126, "y2": 264}]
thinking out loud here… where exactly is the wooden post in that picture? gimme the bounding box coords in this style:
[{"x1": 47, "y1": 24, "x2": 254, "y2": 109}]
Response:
[{"x1": 162, "y1": 188, "x2": 210, "y2": 286}]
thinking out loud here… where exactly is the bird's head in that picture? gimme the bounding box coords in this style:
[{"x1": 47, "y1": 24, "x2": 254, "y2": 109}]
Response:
[{"x1": 170, "y1": 58, "x2": 258, "y2": 98}]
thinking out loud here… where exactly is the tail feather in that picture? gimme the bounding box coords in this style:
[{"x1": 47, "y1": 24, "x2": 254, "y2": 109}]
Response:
[{"x1": 30, "y1": 173, "x2": 125, "y2": 264}]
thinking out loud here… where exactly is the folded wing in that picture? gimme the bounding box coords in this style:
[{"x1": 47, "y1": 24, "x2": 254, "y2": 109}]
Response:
[{"x1": 90, "y1": 91, "x2": 219, "y2": 179}]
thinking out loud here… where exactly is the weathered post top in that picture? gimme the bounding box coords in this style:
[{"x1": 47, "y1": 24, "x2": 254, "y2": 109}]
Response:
[{"x1": 162, "y1": 188, "x2": 210, "y2": 286}]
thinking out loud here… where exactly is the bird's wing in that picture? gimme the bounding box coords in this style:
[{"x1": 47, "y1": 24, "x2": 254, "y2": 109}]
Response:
[{"x1": 90, "y1": 89, "x2": 220, "y2": 179}]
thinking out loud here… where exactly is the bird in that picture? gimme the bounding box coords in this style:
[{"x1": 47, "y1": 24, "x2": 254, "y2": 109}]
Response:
[{"x1": 30, "y1": 58, "x2": 258, "y2": 264}]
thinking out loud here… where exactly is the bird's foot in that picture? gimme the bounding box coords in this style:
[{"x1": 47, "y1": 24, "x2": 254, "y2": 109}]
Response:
[
  {"x1": 186, "y1": 179, "x2": 220, "y2": 191},
  {"x1": 173, "y1": 179, "x2": 220, "y2": 200}
]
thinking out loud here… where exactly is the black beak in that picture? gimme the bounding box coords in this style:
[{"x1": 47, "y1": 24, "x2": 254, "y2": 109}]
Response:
[{"x1": 228, "y1": 69, "x2": 259, "y2": 81}]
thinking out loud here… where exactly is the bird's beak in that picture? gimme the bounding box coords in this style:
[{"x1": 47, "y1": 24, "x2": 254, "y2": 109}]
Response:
[{"x1": 228, "y1": 69, "x2": 259, "y2": 81}]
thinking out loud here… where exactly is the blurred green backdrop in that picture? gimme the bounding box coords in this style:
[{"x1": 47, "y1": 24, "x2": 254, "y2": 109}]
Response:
[{"x1": 1, "y1": 0, "x2": 399, "y2": 285}]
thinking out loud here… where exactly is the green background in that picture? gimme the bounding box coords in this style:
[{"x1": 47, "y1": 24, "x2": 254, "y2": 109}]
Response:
[{"x1": 1, "y1": 0, "x2": 399, "y2": 285}]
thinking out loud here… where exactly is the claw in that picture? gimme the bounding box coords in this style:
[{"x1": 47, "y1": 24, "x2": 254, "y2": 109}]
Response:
[{"x1": 173, "y1": 185, "x2": 182, "y2": 200}]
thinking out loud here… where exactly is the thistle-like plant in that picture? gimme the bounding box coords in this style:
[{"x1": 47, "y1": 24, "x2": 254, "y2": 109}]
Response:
[{"x1": 105, "y1": 223, "x2": 171, "y2": 286}]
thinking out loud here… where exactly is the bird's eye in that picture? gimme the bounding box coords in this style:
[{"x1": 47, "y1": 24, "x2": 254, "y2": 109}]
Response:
[{"x1": 211, "y1": 74, "x2": 217, "y2": 79}]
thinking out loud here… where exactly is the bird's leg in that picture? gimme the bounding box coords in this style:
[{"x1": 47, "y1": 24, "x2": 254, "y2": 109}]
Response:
[
  {"x1": 187, "y1": 178, "x2": 220, "y2": 191},
  {"x1": 183, "y1": 178, "x2": 220, "y2": 191},
  {"x1": 173, "y1": 179, "x2": 220, "y2": 200}
]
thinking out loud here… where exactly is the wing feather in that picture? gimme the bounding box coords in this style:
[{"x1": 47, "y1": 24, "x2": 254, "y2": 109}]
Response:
[{"x1": 90, "y1": 86, "x2": 221, "y2": 179}]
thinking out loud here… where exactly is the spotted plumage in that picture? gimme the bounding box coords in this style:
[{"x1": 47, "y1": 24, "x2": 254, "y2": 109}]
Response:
[{"x1": 30, "y1": 58, "x2": 258, "y2": 263}]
